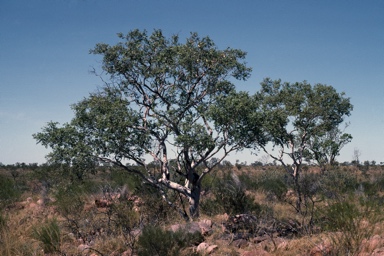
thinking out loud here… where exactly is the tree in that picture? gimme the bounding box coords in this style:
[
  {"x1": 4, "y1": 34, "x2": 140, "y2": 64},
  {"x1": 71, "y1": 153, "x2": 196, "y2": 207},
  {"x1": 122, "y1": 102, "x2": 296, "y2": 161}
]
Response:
[
  {"x1": 305, "y1": 123, "x2": 352, "y2": 172},
  {"x1": 33, "y1": 29, "x2": 263, "y2": 219},
  {"x1": 254, "y1": 78, "x2": 353, "y2": 212},
  {"x1": 352, "y1": 148, "x2": 361, "y2": 166}
]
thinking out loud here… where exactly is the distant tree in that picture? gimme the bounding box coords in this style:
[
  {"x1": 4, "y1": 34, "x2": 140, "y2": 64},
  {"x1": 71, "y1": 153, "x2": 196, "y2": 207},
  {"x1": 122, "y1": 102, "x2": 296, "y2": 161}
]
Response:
[
  {"x1": 305, "y1": 124, "x2": 352, "y2": 172},
  {"x1": 33, "y1": 29, "x2": 264, "y2": 219},
  {"x1": 352, "y1": 148, "x2": 361, "y2": 166},
  {"x1": 251, "y1": 161, "x2": 263, "y2": 167},
  {"x1": 252, "y1": 78, "x2": 353, "y2": 212}
]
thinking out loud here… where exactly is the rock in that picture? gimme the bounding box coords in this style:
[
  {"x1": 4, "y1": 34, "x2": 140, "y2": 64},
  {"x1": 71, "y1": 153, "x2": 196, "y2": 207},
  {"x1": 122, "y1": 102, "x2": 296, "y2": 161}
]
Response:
[
  {"x1": 224, "y1": 214, "x2": 258, "y2": 233},
  {"x1": 197, "y1": 242, "x2": 218, "y2": 254},
  {"x1": 95, "y1": 199, "x2": 111, "y2": 208},
  {"x1": 277, "y1": 239, "x2": 288, "y2": 250},
  {"x1": 170, "y1": 220, "x2": 212, "y2": 236},
  {"x1": 371, "y1": 247, "x2": 384, "y2": 256},
  {"x1": 36, "y1": 199, "x2": 45, "y2": 206},
  {"x1": 170, "y1": 224, "x2": 183, "y2": 233},
  {"x1": 198, "y1": 219, "x2": 213, "y2": 236},
  {"x1": 200, "y1": 219, "x2": 212, "y2": 227},
  {"x1": 207, "y1": 245, "x2": 218, "y2": 254},
  {"x1": 121, "y1": 250, "x2": 132, "y2": 256},
  {"x1": 361, "y1": 235, "x2": 382, "y2": 252},
  {"x1": 186, "y1": 222, "x2": 202, "y2": 234},
  {"x1": 197, "y1": 242, "x2": 209, "y2": 252},
  {"x1": 310, "y1": 239, "x2": 332, "y2": 256},
  {"x1": 78, "y1": 244, "x2": 90, "y2": 254}
]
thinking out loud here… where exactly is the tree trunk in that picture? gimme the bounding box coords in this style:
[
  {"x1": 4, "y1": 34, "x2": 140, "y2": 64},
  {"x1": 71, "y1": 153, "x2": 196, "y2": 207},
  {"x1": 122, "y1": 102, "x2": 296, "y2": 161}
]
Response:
[
  {"x1": 294, "y1": 173, "x2": 302, "y2": 213},
  {"x1": 292, "y1": 165, "x2": 303, "y2": 214},
  {"x1": 188, "y1": 183, "x2": 201, "y2": 220}
]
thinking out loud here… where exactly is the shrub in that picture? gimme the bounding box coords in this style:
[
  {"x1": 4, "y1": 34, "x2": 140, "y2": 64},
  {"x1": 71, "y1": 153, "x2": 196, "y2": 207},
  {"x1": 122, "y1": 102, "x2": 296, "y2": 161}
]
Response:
[
  {"x1": 0, "y1": 174, "x2": 21, "y2": 210},
  {"x1": 318, "y1": 197, "x2": 382, "y2": 255},
  {"x1": 54, "y1": 182, "x2": 86, "y2": 217},
  {"x1": 32, "y1": 218, "x2": 61, "y2": 254},
  {"x1": 137, "y1": 225, "x2": 201, "y2": 256},
  {"x1": 254, "y1": 169, "x2": 289, "y2": 201},
  {"x1": 137, "y1": 184, "x2": 181, "y2": 225},
  {"x1": 201, "y1": 171, "x2": 261, "y2": 216},
  {"x1": 109, "y1": 168, "x2": 142, "y2": 191},
  {"x1": 319, "y1": 168, "x2": 359, "y2": 198}
]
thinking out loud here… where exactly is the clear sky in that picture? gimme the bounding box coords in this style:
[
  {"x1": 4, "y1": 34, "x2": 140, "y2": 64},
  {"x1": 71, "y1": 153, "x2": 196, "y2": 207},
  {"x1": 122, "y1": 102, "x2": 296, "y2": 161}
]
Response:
[{"x1": 1, "y1": 0, "x2": 383, "y2": 165}]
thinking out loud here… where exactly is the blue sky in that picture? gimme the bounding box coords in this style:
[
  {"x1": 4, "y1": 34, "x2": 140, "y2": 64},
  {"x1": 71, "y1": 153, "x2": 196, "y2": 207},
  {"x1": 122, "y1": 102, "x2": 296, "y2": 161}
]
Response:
[{"x1": 1, "y1": 0, "x2": 383, "y2": 165}]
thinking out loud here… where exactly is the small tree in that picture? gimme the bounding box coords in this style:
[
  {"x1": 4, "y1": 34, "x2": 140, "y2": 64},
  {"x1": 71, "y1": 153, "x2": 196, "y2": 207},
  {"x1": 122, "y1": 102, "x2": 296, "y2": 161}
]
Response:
[
  {"x1": 34, "y1": 29, "x2": 263, "y2": 219},
  {"x1": 254, "y1": 78, "x2": 353, "y2": 212},
  {"x1": 352, "y1": 148, "x2": 361, "y2": 166},
  {"x1": 305, "y1": 123, "x2": 352, "y2": 172}
]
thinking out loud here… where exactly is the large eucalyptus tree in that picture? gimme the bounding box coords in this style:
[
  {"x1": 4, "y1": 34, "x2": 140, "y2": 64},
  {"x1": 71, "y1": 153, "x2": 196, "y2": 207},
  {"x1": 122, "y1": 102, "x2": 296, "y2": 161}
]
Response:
[{"x1": 33, "y1": 29, "x2": 264, "y2": 219}]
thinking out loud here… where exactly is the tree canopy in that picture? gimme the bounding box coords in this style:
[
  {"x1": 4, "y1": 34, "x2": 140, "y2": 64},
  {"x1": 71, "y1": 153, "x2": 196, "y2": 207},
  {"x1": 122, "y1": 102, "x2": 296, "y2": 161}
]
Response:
[
  {"x1": 253, "y1": 78, "x2": 353, "y2": 211},
  {"x1": 33, "y1": 30, "x2": 353, "y2": 219},
  {"x1": 33, "y1": 29, "x2": 264, "y2": 219}
]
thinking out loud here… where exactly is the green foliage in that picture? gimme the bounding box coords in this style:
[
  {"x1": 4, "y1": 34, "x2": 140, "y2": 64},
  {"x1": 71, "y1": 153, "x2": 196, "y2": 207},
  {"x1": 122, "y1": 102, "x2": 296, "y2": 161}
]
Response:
[
  {"x1": 33, "y1": 28, "x2": 259, "y2": 219},
  {"x1": 53, "y1": 182, "x2": 87, "y2": 217},
  {"x1": 137, "y1": 225, "x2": 202, "y2": 256},
  {"x1": 201, "y1": 172, "x2": 261, "y2": 216},
  {"x1": 253, "y1": 78, "x2": 353, "y2": 213},
  {"x1": 0, "y1": 174, "x2": 21, "y2": 210},
  {"x1": 138, "y1": 185, "x2": 181, "y2": 225},
  {"x1": 319, "y1": 168, "x2": 359, "y2": 198},
  {"x1": 318, "y1": 198, "x2": 382, "y2": 255},
  {"x1": 246, "y1": 168, "x2": 289, "y2": 201},
  {"x1": 109, "y1": 168, "x2": 142, "y2": 191},
  {"x1": 32, "y1": 218, "x2": 61, "y2": 254}
]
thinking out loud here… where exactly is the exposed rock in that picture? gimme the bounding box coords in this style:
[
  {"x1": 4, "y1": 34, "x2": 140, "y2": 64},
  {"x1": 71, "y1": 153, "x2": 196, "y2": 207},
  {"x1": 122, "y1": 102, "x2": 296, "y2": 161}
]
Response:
[
  {"x1": 197, "y1": 242, "x2": 218, "y2": 254},
  {"x1": 198, "y1": 219, "x2": 213, "y2": 236},
  {"x1": 95, "y1": 199, "x2": 112, "y2": 208},
  {"x1": 277, "y1": 239, "x2": 288, "y2": 250},
  {"x1": 77, "y1": 244, "x2": 90, "y2": 254},
  {"x1": 36, "y1": 198, "x2": 45, "y2": 206},
  {"x1": 310, "y1": 239, "x2": 332, "y2": 256},
  {"x1": 121, "y1": 250, "x2": 132, "y2": 256},
  {"x1": 197, "y1": 242, "x2": 209, "y2": 252},
  {"x1": 170, "y1": 224, "x2": 183, "y2": 233},
  {"x1": 170, "y1": 219, "x2": 213, "y2": 236},
  {"x1": 371, "y1": 247, "x2": 384, "y2": 256},
  {"x1": 207, "y1": 245, "x2": 218, "y2": 254},
  {"x1": 361, "y1": 235, "x2": 383, "y2": 252}
]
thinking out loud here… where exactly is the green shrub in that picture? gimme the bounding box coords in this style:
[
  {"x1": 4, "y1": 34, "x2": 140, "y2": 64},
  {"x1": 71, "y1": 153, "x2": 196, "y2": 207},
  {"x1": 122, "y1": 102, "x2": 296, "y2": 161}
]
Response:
[
  {"x1": 53, "y1": 182, "x2": 86, "y2": 217},
  {"x1": 320, "y1": 168, "x2": 359, "y2": 198},
  {"x1": 137, "y1": 185, "x2": 181, "y2": 225},
  {"x1": 0, "y1": 174, "x2": 21, "y2": 210},
  {"x1": 201, "y1": 172, "x2": 261, "y2": 216},
  {"x1": 109, "y1": 168, "x2": 142, "y2": 191},
  {"x1": 32, "y1": 218, "x2": 61, "y2": 254},
  {"x1": 253, "y1": 169, "x2": 289, "y2": 201},
  {"x1": 318, "y1": 198, "x2": 382, "y2": 255},
  {"x1": 137, "y1": 225, "x2": 201, "y2": 256}
]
